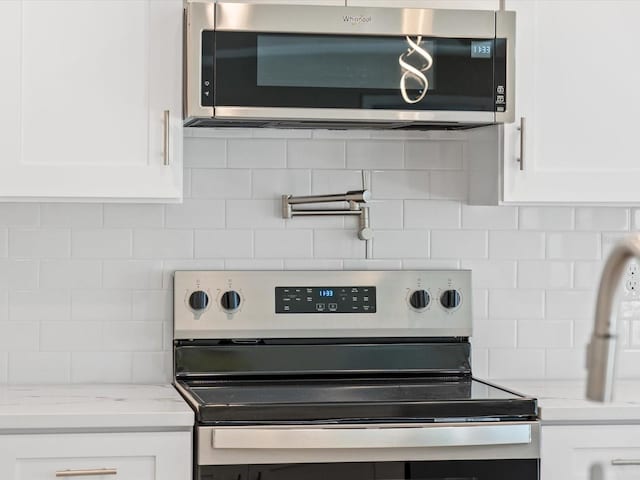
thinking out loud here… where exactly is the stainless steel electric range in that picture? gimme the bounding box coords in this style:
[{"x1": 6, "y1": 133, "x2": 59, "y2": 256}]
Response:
[{"x1": 173, "y1": 270, "x2": 539, "y2": 480}]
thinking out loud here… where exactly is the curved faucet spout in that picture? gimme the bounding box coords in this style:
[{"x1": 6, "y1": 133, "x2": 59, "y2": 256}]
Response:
[{"x1": 586, "y1": 235, "x2": 640, "y2": 402}]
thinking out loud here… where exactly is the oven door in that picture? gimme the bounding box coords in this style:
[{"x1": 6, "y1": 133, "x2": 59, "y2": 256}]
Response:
[
  {"x1": 197, "y1": 422, "x2": 539, "y2": 479},
  {"x1": 186, "y1": 3, "x2": 515, "y2": 125}
]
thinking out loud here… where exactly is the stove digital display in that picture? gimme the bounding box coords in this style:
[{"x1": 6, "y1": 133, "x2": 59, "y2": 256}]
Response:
[{"x1": 275, "y1": 286, "x2": 376, "y2": 314}]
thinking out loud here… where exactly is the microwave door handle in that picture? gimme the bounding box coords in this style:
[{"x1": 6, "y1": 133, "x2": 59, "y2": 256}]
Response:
[{"x1": 211, "y1": 424, "x2": 532, "y2": 450}]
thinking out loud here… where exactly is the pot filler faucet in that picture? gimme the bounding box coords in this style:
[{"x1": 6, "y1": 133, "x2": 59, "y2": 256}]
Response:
[{"x1": 586, "y1": 235, "x2": 640, "y2": 402}]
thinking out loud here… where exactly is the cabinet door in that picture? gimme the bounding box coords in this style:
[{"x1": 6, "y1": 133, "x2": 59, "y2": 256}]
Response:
[
  {"x1": 0, "y1": 0, "x2": 182, "y2": 201},
  {"x1": 503, "y1": 0, "x2": 640, "y2": 203},
  {"x1": 0, "y1": 431, "x2": 191, "y2": 480},
  {"x1": 542, "y1": 425, "x2": 640, "y2": 479}
]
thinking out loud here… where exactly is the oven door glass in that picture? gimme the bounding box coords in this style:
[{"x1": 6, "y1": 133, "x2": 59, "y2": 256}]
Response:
[
  {"x1": 207, "y1": 32, "x2": 505, "y2": 112},
  {"x1": 198, "y1": 460, "x2": 538, "y2": 480}
]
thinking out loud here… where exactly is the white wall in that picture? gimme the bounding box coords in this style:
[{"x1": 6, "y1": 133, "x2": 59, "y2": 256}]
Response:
[{"x1": 0, "y1": 127, "x2": 636, "y2": 384}]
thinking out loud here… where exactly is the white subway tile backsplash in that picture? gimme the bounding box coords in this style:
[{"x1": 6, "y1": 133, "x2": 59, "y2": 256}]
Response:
[
  {"x1": 72, "y1": 229, "x2": 131, "y2": 259},
  {"x1": 227, "y1": 200, "x2": 284, "y2": 229},
  {"x1": 343, "y1": 259, "x2": 402, "y2": 270},
  {"x1": 489, "y1": 231, "x2": 545, "y2": 260},
  {"x1": 573, "y1": 261, "x2": 603, "y2": 290},
  {"x1": 71, "y1": 290, "x2": 131, "y2": 322},
  {"x1": 461, "y1": 205, "x2": 518, "y2": 230},
  {"x1": 575, "y1": 207, "x2": 630, "y2": 231},
  {"x1": 431, "y1": 230, "x2": 487, "y2": 259},
  {"x1": 255, "y1": 230, "x2": 313, "y2": 258},
  {"x1": 461, "y1": 260, "x2": 516, "y2": 289},
  {"x1": 517, "y1": 261, "x2": 572, "y2": 289},
  {"x1": 430, "y1": 171, "x2": 467, "y2": 200},
  {"x1": 489, "y1": 289, "x2": 544, "y2": 319},
  {"x1": 404, "y1": 200, "x2": 460, "y2": 229},
  {"x1": 10, "y1": 290, "x2": 70, "y2": 322},
  {"x1": 165, "y1": 199, "x2": 225, "y2": 229},
  {"x1": 517, "y1": 320, "x2": 573, "y2": 348},
  {"x1": 41, "y1": 204, "x2": 103, "y2": 227},
  {"x1": 373, "y1": 230, "x2": 428, "y2": 259},
  {"x1": 519, "y1": 207, "x2": 574, "y2": 231},
  {"x1": 102, "y1": 322, "x2": 163, "y2": 352},
  {"x1": 252, "y1": 169, "x2": 311, "y2": 199},
  {"x1": 0, "y1": 260, "x2": 38, "y2": 290},
  {"x1": 191, "y1": 169, "x2": 252, "y2": 199},
  {"x1": 287, "y1": 140, "x2": 346, "y2": 169},
  {"x1": 102, "y1": 261, "x2": 163, "y2": 289},
  {"x1": 312, "y1": 170, "x2": 363, "y2": 195},
  {"x1": 547, "y1": 232, "x2": 601, "y2": 260},
  {"x1": 0, "y1": 204, "x2": 39, "y2": 227},
  {"x1": 9, "y1": 352, "x2": 70, "y2": 384},
  {"x1": 405, "y1": 141, "x2": 463, "y2": 170},
  {"x1": 313, "y1": 229, "x2": 364, "y2": 259},
  {"x1": 546, "y1": 290, "x2": 594, "y2": 320},
  {"x1": 346, "y1": 141, "x2": 404, "y2": 169},
  {"x1": 40, "y1": 322, "x2": 103, "y2": 352},
  {"x1": 103, "y1": 204, "x2": 164, "y2": 228},
  {"x1": 40, "y1": 260, "x2": 102, "y2": 289},
  {"x1": 71, "y1": 352, "x2": 132, "y2": 383},
  {"x1": 183, "y1": 137, "x2": 226, "y2": 168},
  {"x1": 132, "y1": 352, "x2": 171, "y2": 384},
  {"x1": 0, "y1": 322, "x2": 39, "y2": 351},
  {"x1": 372, "y1": 170, "x2": 430, "y2": 199},
  {"x1": 133, "y1": 229, "x2": 193, "y2": 259},
  {"x1": 228, "y1": 139, "x2": 286, "y2": 168},
  {"x1": 489, "y1": 349, "x2": 545, "y2": 379},
  {"x1": 132, "y1": 290, "x2": 171, "y2": 322},
  {"x1": 472, "y1": 320, "x2": 516, "y2": 348},
  {"x1": 1, "y1": 133, "x2": 639, "y2": 384},
  {"x1": 195, "y1": 230, "x2": 253, "y2": 259},
  {"x1": 10, "y1": 229, "x2": 70, "y2": 258}
]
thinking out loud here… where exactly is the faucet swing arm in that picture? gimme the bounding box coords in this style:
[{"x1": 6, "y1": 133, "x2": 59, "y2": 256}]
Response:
[{"x1": 282, "y1": 190, "x2": 373, "y2": 241}]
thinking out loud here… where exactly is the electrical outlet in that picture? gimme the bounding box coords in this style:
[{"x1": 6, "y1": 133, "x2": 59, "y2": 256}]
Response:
[{"x1": 625, "y1": 260, "x2": 640, "y2": 295}]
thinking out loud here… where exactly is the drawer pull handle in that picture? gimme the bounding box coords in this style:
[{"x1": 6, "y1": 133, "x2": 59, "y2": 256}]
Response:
[
  {"x1": 55, "y1": 468, "x2": 117, "y2": 477},
  {"x1": 163, "y1": 109, "x2": 170, "y2": 166},
  {"x1": 612, "y1": 459, "x2": 640, "y2": 466},
  {"x1": 516, "y1": 116, "x2": 525, "y2": 171}
]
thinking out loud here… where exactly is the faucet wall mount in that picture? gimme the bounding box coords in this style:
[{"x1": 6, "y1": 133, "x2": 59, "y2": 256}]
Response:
[{"x1": 282, "y1": 190, "x2": 373, "y2": 241}]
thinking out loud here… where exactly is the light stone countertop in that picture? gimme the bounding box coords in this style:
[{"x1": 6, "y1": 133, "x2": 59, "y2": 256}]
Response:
[
  {"x1": 500, "y1": 379, "x2": 640, "y2": 424},
  {"x1": 0, "y1": 384, "x2": 194, "y2": 433}
]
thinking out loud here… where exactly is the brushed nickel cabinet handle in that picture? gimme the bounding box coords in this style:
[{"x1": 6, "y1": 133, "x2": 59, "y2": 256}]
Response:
[
  {"x1": 612, "y1": 459, "x2": 640, "y2": 466},
  {"x1": 55, "y1": 468, "x2": 117, "y2": 477},
  {"x1": 516, "y1": 116, "x2": 525, "y2": 171},
  {"x1": 163, "y1": 109, "x2": 170, "y2": 166}
]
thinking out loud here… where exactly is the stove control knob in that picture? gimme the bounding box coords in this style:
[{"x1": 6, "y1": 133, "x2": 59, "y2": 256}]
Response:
[
  {"x1": 188, "y1": 290, "x2": 209, "y2": 311},
  {"x1": 409, "y1": 290, "x2": 430, "y2": 310},
  {"x1": 440, "y1": 290, "x2": 461, "y2": 310},
  {"x1": 221, "y1": 290, "x2": 241, "y2": 312}
]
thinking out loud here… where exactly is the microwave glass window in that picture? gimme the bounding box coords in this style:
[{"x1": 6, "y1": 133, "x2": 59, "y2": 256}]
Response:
[{"x1": 256, "y1": 34, "x2": 435, "y2": 91}]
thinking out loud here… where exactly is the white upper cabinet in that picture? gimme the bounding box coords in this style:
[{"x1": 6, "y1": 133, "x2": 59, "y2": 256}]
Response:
[
  {"x1": 0, "y1": 0, "x2": 182, "y2": 201},
  {"x1": 503, "y1": 0, "x2": 640, "y2": 203}
]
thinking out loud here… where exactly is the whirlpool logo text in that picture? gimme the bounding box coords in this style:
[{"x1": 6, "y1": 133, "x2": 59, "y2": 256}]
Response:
[
  {"x1": 342, "y1": 15, "x2": 372, "y2": 25},
  {"x1": 399, "y1": 36, "x2": 434, "y2": 104}
]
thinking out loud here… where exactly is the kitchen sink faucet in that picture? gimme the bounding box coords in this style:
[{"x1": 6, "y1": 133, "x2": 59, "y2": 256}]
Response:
[{"x1": 586, "y1": 235, "x2": 640, "y2": 401}]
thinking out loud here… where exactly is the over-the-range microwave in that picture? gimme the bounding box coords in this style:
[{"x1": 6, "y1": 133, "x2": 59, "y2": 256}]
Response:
[{"x1": 185, "y1": 2, "x2": 515, "y2": 129}]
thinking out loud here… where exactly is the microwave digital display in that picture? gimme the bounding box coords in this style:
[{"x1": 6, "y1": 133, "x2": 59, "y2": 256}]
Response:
[{"x1": 471, "y1": 40, "x2": 493, "y2": 59}]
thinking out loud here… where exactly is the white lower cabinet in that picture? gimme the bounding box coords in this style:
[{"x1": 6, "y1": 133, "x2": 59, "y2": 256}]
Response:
[
  {"x1": 542, "y1": 425, "x2": 640, "y2": 479},
  {"x1": 0, "y1": 431, "x2": 191, "y2": 480}
]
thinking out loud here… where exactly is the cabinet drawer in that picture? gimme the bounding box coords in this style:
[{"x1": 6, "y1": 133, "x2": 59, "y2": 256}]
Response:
[
  {"x1": 542, "y1": 425, "x2": 640, "y2": 480},
  {"x1": 0, "y1": 431, "x2": 191, "y2": 480},
  {"x1": 18, "y1": 455, "x2": 153, "y2": 480}
]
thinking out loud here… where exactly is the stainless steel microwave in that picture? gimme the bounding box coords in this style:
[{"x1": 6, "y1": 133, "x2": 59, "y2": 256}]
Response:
[{"x1": 185, "y1": 2, "x2": 515, "y2": 129}]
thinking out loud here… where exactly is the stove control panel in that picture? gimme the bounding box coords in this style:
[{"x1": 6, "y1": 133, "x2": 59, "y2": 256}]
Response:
[
  {"x1": 174, "y1": 270, "x2": 471, "y2": 339},
  {"x1": 275, "y1": 286, "x2": 376, "y2": 314}
]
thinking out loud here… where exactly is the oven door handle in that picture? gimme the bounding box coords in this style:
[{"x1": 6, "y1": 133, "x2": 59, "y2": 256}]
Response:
[{"x1": 211, "y1": 424, "x2": 532, "y2": 450}]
